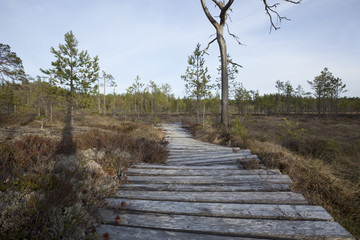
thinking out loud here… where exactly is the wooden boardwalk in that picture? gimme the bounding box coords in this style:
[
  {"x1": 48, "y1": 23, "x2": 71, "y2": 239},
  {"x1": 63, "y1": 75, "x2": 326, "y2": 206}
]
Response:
[{"x1": 95, "y1": 123, "x2": 354, "y2": 239}]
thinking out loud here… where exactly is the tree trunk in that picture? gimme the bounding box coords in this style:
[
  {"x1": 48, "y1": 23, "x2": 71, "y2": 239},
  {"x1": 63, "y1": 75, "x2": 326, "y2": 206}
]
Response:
[
  {"x1": 113, "y1": 93, "x2": 116, "y2": 116},
  {"x1": 202, "y1": 101, "x2": 206, "y2": 126},
  {"x1": 151, "y1": 94, "x2": 154, "y2": 115},
  {"x1": 200, "y1": 0, "x2": 233, "y2": 128},
  {"x1": 98, "y1": 79, "x2": 101, "y2": 114},
  {"x1": 196, "y1": 94, "x2": 200, "y2": 125},
  {"x1": 103, "y1": 78, "x2": 106, "y2": 115},
  {"x1": 317, "y1": 95, "x2": 321, "y2": 117},
  {"x1": 217, "y1": 27, "x2": 229, "y2": 127},
  {"x1": 286, "y1": 96, "x2": 290, "y2": 114},
  {"x1": 50, "y1": 100, "x2": 53, "y2": 122}
]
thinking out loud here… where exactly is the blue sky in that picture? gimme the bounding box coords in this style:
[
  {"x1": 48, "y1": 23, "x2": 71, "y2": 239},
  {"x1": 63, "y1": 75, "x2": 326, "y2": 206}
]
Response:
[{"x1": 1, "y1": 0, "x2": 359, "y2": 97}]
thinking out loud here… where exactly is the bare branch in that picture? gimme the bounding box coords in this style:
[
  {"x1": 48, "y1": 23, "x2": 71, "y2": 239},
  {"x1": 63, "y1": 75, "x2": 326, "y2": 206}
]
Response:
[
  {"x1": 227, "y1": 13, "x2": 233, "y2": 23},
  {"x1": 262, "y1": 0, "x2": 301, "y2": 33},
  {"x1": 201, "y1": 0, "x2": 219, "y2": 29},
  {"x1": 284, "y1": 0, "x2": 301, "y2": 3},
  {"x1": 226, "y1": 23, "x2": 242, "y2": 45},
  {"x1": 212, "y1": 0, "x2": 223, "y2": 9},
  {"x1": 227, "y1": 58, "x2": 243, "y2": 68},
  {"x1": 202, "y1": 37, "x2": 217, "y2": 55},
  {"x1": 209, "y1": 33, "x2": 216, "y2": 38},
  {"x1": 220, "y1": 0, "x2": 234, "y2": 25}
]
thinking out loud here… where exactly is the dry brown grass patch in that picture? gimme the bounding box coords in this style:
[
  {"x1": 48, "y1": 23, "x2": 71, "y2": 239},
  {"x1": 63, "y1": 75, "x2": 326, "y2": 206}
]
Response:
[{"x1": 250, "y1": 139, "x2": 360, "y2": 237}]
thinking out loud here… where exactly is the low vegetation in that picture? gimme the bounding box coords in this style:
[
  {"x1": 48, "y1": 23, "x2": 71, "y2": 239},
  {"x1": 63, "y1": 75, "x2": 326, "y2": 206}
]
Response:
[
  {"x1": 0, "y1": 115, "x2": 167, "y2": 239},
  {"x1": 187, "y1": 115, "x2": 360, "y2": 238}
]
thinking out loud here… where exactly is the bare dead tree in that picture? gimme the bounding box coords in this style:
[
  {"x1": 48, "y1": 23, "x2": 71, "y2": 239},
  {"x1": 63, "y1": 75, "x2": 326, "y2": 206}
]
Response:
[{"x1": 200, "y1": 0, "x2": 301, "y2": 127}]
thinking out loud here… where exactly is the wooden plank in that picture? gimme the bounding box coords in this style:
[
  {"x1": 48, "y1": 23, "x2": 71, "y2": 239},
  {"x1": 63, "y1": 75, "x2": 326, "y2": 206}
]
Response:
[
  {"x1": 126, "y1": 168, "x2": 281, "y2": 176},
  {"x1": 167, "y1": 146, "x2": 239, "y2": 151},
  {"x1": 94, "y1": 224, "x2": 266, "y2": 240},
  {"x1": 168, "y1": 148, "x2": 247, "y2": 152},
  {"x1": 166, "y1": 156, "x2": 260, "y2": 166},
  {"x1": 118, "y1": 182, "x2": 291, "y2": 192},
  {"x1": 105, "y1": 199, "x2": 333, "y2": 221},
  {"x1": 98, "y1": 210, "x2": 354, "y2": 239},
  {"x1": 167, "y1": 152, "x2": 253, "y2": 161},
  {"x1": 115, "y1": 190, "x2": 307, "y2": 204},
  {"x1": 173, "y1": 161, "x2": 237, "y2": 166},
  {"x1": 167, "y1": 150, "x2": 234, "y2": 154},
  {"x1": 168, "y1": 152, "x2": 243, "y2": 158},
  {"x1": 131, "y1": 163, "x2": 240, "y2": 170},
  {"x1": 167, "y1": 161, "x2": 266, "y2": 169},
  {"x1": 126, "y1": 174, "x2": 292, "y2": 184},
  {"x1": 168, "y1": 143, "x2": 237, "y2": 148},
  {"x1": 167, "y1": 156, "x2": 249, "y2": 161}
]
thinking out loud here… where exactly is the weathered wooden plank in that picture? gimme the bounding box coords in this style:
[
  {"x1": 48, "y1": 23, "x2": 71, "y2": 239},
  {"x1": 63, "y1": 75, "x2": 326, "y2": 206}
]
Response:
[
  {"x1": 118, "y1": 182, "x2": 291, "y2": 192},
  {"x1": 94, "y1": 224, "x2": 266, "y2": 240},
  {"x1": 105, "y1": 199, "x2": 332, "y2": 221},
  {"x1": 167, "y1": 144, "x2": 233, "y2": 149},
  {"x1": 166, "y1": 156, "x2": 260, "y2": 166},
  {"x1": 127, "y1": 174, "x2": 292, "y2": 184},
  {"x1": 168, "y1": 152, "x2": 245, "y2": 159},
  {"x1": 167, "y1": 163, "x2": 266, "y2": 170},
  {"x1": 116, "y1": 190, "x2": 307, "y2": 204},
  {"x1": 167, "y1": 150, "x2": 235, "y2": 154},
  {"x1": 131, "y1": 163, "x2": 240, "y2": 170},
  {"x1": 126, "y1": 168, "x2": 281, "y2": 176},
  {"x1": 167, "y1": 152, "x2": 254, "y2": 161},
  {"x1": 166, "y1": 157, "x2": 246, "y2": 163},
  {"x1": 98, "y1": 210, "x2": 354, "y2": 240},
  {"x1": 170, "y1": 148, "x2": 246, "y2": 155},
  {"x1": 167, "y1": 142, "x2": 231, "y2": 148},
  {"x1": 167, "y1": 143, "x2": 238, "y2": 148}
]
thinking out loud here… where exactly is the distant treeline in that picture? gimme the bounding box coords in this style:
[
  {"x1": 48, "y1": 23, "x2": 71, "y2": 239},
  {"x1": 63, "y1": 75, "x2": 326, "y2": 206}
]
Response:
[
  {"x1": 1, "y1": 77, "x2": 359, "y2": 122},
  {"x1": 1, "y1": 39, "x2": 359, "y2": 124}
]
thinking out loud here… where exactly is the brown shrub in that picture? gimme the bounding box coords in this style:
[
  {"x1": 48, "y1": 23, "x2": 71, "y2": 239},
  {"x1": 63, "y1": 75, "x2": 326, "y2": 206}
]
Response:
[
  {"x1": 0, "y1": 136, "x2": 57, "y2": 182},
  {"x1": 0, "y1": 116, "x2": 168, "y2": 239},
  {"x1": 75, "y1": 128, "x2": 168, "y2": 166},
  {"x1": 13, "y1": 135, "x2": 57, "y2": 170}
]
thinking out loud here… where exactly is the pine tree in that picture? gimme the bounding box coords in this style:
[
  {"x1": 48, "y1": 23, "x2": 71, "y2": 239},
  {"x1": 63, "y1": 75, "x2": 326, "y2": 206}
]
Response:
[
  {"x1": 283, "y1": 81, "x2": 293, "y2": 114},
  {"x1": 0, "y1": 43, "x2": 26, "y2": 113},
  {"x1": 0, "y1": 43, "x2": 25, "y2": 83},
  {"x1": 41, "y1": 31, "x2": 99, "y2": 123},
  {"x1": 308, "y1": 68, "x2": 332, "y2": 116},
  {"x1": 181, "y1": 43, "x2": 212, "y2": 124}
]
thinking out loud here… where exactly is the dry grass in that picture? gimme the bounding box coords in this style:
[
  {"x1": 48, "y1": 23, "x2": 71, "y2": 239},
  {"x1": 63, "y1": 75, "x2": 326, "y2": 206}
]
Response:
[
  {"x1": 246, "y1": 116, "x2": 360, "y2": 183},
  {"x1": 250, "y1": 140, "x2": 359, "y2": 237}
]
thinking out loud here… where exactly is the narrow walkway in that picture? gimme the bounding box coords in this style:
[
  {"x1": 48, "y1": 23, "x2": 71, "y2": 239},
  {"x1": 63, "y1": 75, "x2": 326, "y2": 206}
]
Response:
[{"x1": 95, "y1": 123, "x2": 354, "y2": 239}]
